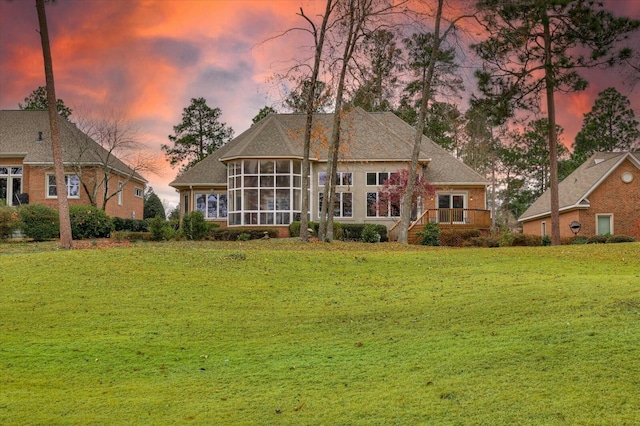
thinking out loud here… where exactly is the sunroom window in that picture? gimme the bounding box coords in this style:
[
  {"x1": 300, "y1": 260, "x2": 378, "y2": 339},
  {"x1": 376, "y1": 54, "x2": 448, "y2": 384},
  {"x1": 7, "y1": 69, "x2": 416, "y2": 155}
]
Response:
[{"x1": 227, "y1": 160, "x2": 303, "y2": 226}]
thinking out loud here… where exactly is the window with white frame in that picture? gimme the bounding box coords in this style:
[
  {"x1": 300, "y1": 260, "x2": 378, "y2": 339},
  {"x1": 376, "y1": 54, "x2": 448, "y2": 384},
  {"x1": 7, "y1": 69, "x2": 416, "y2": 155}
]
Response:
[
  {"x1": 318, "y1": 192, "x2": 352, "y2": 218},
  {"x1": 118, "y1": 182, "x2": 124, "y2": 205},
  {"x1": 366, "y1": 171, "x2": 397, "y2": 186},
  {"x1": 366, "y1": 192, "x2": 400, "y2": 217},
  {"x1": 47, "y1": 173, "x2": 80, "y2": 198},
  {"x1": 195, "y1": 193, "x2": 228, "y2": 219},
  {"x1": 596, "y1": 214, "x2": 613, "y2": 235},
  {"x1": 318, "y1": 171, "x2": 352, "y2": 187},
  {"x1": 134, "y1": 187, "x2": 143, "y2": 198},
  {"x1": 227, "y1": 159, "x2": 304, "y2": 226},
  {"x1": 0, "y1": 166, "x2": 23, "y2": 206}
]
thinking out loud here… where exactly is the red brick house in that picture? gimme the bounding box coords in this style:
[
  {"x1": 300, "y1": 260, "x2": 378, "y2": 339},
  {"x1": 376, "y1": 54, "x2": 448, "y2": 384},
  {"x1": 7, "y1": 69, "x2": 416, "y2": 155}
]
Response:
[
  {"x1": 519, "y1": 152, "x2": 640, "y2": 239},
  {"x1": 0, "y1": 110, "x2": 147, "y2": 218}
]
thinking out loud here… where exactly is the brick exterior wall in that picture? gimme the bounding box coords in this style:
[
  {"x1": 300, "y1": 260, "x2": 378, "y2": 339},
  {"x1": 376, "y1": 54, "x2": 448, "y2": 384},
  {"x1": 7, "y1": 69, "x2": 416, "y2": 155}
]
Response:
[
  {"x1": 522, "y1": 159, "x2": 640, "y2": 239},
  {"x1": 20, "y1": 164, "x2": 144, "y2": 219}
]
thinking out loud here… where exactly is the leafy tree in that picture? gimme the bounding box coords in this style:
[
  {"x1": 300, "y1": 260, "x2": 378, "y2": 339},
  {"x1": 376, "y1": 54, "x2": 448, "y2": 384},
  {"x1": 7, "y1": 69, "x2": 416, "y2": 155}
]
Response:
[
  {"x1": 168, "y1": 204, "x2": 180, "y2": 221},
  {"x1": 424, "y1": 101, "x2": 464, "y2": 153},
  {"x1": 252, "y1": 106, "x2": 277, "y2": 125},
  {"x1": 143, "y1": 187, "x2": 166, "y2": 219},
  {"x1": 35, "y1": 0, "x2": 72, "y2": 249},
  {"x1": 162, "y1": 98, "x2": 234, "y2": 173},
  {"x1": 284, "y1": 79, "x2": 333, "y2": 113},
  {"x1": 474, "y1": 0, "x2": 639, "y2": 245},
  {"x1": 398, "y1": 0, "x2": 473, "y2": 244},
  {"x1": 350, "y1": 29, "x2": 402, "y2": 112},
  {"x1": 518, "y1": 118, "x2": 569, "y2": 198},
  {"x1": 571, "y1": 87, "x2": 640, "y2": 165},
  {"x1": 402, "y1": 31, "x2": 463, "y2": 104},
  {"x1": 19, "y1": 86, "x2": 73, "y2": 119},
  {"x1": 373, "y1": 169, "x2": 435, "y2": 217}
]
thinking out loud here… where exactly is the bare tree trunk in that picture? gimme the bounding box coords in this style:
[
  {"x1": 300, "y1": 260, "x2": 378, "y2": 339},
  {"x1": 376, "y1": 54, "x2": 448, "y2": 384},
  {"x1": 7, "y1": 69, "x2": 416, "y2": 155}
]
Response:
[
  {"x1": 299, "y1": 1, "x2": 334, "y2": 242},
  {"x1": 36, "y1": 0, "x2": 72, "y2": 249},
  {"x1": 398, "y1": 0, "x2": 444, "y2": 244},
  {"x1": 542, "y1": 9, "x2": 561, "y2": 246},
  {"x1": 319, "y1": 0, "x2": 362, "y2": 242}
]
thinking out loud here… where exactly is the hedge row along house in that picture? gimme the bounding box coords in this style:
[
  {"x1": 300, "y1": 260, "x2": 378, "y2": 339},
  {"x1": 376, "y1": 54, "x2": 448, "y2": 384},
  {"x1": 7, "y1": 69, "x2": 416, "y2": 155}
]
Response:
[
  {"x1": 519, "y1": 151, "x2": 640, "y2": 239},
  {"x1": 170, "y1": 107, "x2": 490, "y2": 241},
  {"x1": 0, "y1": 110, "x2": 147, "y2": 218}
]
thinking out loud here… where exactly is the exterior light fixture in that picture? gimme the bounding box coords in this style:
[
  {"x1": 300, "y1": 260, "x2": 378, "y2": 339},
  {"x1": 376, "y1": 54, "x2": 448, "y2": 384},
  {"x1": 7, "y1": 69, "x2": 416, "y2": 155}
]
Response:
[{"x1": 569, "y1": 221, "x2": 581, "y2": 236}]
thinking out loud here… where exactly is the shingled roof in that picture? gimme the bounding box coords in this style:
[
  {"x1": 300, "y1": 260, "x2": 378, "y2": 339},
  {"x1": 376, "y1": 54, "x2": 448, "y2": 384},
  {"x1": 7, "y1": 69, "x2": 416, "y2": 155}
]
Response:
[
  {"x1": 170, "y1": 107, "x2": 487, "y2": 187},
  {"x1": 0, "y1": 110, "x2": 146, "y2": 182},
  {"x1": 519, "y1": 151, "x2": 640, "y2": 221}
]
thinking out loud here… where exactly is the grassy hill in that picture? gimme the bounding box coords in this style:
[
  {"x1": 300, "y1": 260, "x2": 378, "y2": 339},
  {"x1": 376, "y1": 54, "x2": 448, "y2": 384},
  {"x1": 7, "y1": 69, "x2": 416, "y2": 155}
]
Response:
[{"x1": 1, "y1": 240, "x2": 639, "y2": 425}]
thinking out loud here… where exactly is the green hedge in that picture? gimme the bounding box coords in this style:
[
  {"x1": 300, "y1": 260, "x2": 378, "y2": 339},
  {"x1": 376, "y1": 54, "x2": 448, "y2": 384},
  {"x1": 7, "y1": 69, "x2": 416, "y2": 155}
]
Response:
[
  {"x1": 209, "y1": 227, "x2": 279, "y2": 241},
  {"x1": 606, "y1": 235, "x2": 636, "y2": 243},
  {"x1": 111, "y1": 231, "x2": 153, "y2": 241},
  {"x1": 0, "y1": 204, "x2": 20, "y2": 239},
  {"x1": 69, "y1": 206, "x2": 113, "y2": 239},
  {"x1": 112, "y1": 217, "x2": 149, "y2": 232},
  {"x1": 18, "y1": 204, "x2": 60, "y2": 241}
]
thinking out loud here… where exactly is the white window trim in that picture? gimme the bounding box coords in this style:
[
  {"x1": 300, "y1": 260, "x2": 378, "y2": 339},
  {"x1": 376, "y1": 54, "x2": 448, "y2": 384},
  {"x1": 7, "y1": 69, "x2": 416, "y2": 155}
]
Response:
[
  {"x1": 541, "y1": 221, "x2": 547, "y2": 236},
  {"x1": 46, "y1": 173, "x2": 80, "y2": 199},
  {"x1": 134, "y1": 187, "x2": 143, "y2": 198},
  {"x1": 118, "y1": 181, "x2": 124, "y2": 205},
  {"x1": 596, "y1": 214, "x2": 614, "y2": 235},
  {"x1": 366, "y1": 171, "x2": 397, "y2": 187}
]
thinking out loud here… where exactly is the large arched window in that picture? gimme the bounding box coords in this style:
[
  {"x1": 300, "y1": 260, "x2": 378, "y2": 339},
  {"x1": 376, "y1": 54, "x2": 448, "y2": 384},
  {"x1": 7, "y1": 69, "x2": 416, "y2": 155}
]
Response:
[{"x1": 227, "y1": 160, "x2": 302, "y2": 226}]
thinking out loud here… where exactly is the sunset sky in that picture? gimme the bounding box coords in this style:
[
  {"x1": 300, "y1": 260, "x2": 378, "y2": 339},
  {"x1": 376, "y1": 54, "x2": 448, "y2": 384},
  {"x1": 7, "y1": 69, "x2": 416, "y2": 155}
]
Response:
[{"x1": 1, "y1": 0, "x2": 639, "y2": 209}]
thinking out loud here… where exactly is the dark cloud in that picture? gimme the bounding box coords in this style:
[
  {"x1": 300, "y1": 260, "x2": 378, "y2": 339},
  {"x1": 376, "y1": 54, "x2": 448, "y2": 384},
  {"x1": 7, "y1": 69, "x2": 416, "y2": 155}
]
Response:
[{"x1": 148, "y1": 38, "x2": 201, "y2": 67}]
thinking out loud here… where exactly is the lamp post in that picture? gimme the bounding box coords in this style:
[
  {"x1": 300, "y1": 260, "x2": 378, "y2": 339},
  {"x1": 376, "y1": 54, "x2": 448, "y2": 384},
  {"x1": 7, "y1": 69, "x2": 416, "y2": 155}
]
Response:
[{"x1": 569, "y1": 221, "x2": 581, "y2": 236}]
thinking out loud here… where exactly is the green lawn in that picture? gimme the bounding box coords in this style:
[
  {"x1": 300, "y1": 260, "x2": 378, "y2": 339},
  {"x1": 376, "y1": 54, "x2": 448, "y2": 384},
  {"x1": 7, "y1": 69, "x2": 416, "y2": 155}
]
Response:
[{"x1": 1, "y1": 240, "x2": 639, "y2": 425}]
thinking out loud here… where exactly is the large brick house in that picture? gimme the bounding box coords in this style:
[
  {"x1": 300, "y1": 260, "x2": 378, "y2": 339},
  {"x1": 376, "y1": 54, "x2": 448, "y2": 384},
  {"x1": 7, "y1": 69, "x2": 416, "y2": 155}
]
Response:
[
  {"x1": 170, "y1": 107, "x2": 489, "y2": 240},
  {"x1": 0, "y1": 110, "x2": 147, "y2": 218},
  {"x1": 519, "y1": 151, "x2": 640, "y2": 239}
]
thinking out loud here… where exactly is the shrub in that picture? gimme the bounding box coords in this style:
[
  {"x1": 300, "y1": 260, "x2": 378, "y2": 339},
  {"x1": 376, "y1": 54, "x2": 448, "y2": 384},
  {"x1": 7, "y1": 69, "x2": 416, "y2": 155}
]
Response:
[
  {"x1": 111, "y1": 231, "x2": 152, "y2": 241},
  {"x1": 464, "y1": 236, "x2": 500, "y2": 248},
  {"x1": 112, "y1": 217, "x2": 149, "y2": 232},
  {"x1": 499, "y1": 227, "x2": 515, "y2": 247},
  {"x1": 361, "y1": 224, "x2": 381, "y2": 243},
  {"x1": 18, "y1": 204, "x2": 59, "y2": 241},
  {"x1": 439, "y1": 229, "x2": 482, "y2": 247},
  {"x1": 512, "y1": 234, "x2": 542, "y2": 247},
  {"x1": 149, "y1": 216, "x2": 178, "y2": 241},
  {"x1": 237, "y1": 232, "x2": 251, "y2": 241},
  {"x1": 606, "y1": 235, "x2": 636, "y2": 244},
  {"x1": 587, "y1": 235, "x2": 608, "y2": 244},
  {"x1": 0, "y1": 204, "x2": 20, "y2": 239},
  {"x1": 542, "y1": 235, "x2": 552, "y2": 246},
  {"x1": 341, "y1": 224, "x2": 388, "y2": 242},
  {"x1": 182, "y1": 211, "x2": 208, "y2": 240},
  {"x1": 418, "y1": 222, "x2": 440, "y2": 246},
  {"x1": 209, "y1": 227, "x2": 279, "y2": 241},
  {"x1": 69, "y1": 206, "x2": 113, "y2": 239},
  {"x1": 570, "y1": 236, "x2": 588, "y2": 245}
]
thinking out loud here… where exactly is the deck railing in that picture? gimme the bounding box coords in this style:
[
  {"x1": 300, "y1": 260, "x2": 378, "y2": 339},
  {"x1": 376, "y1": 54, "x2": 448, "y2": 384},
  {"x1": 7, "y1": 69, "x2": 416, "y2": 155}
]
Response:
[{"x1": 388, "y1": 209, "x2": 491, "y2": 242}]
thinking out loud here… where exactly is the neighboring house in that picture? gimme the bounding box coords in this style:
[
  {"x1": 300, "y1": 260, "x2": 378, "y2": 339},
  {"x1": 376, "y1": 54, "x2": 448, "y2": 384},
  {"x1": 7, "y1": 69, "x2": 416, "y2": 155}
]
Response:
[
  {"x1": 170, "y1": 107, "x2": 489, "y2": 241},
  {"x1": 0, "y1": 110, "x2": 147, "y2": 218},
  {"x1": 519, "y1": 151, "x2": 640, "y2": 239}
]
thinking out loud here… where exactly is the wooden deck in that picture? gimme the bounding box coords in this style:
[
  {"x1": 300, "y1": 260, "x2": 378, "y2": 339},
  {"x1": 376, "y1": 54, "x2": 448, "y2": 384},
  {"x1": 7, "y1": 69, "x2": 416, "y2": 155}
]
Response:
[{"x1": 389, "y1": 209, "x2": 491, "y2": 243}]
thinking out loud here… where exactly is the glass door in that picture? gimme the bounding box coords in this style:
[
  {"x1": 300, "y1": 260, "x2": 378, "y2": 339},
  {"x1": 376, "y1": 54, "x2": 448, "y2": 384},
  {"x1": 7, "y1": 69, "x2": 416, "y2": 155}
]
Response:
[{"x1": 438, "y1": 194, "x2": 466, "y2": 223}]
